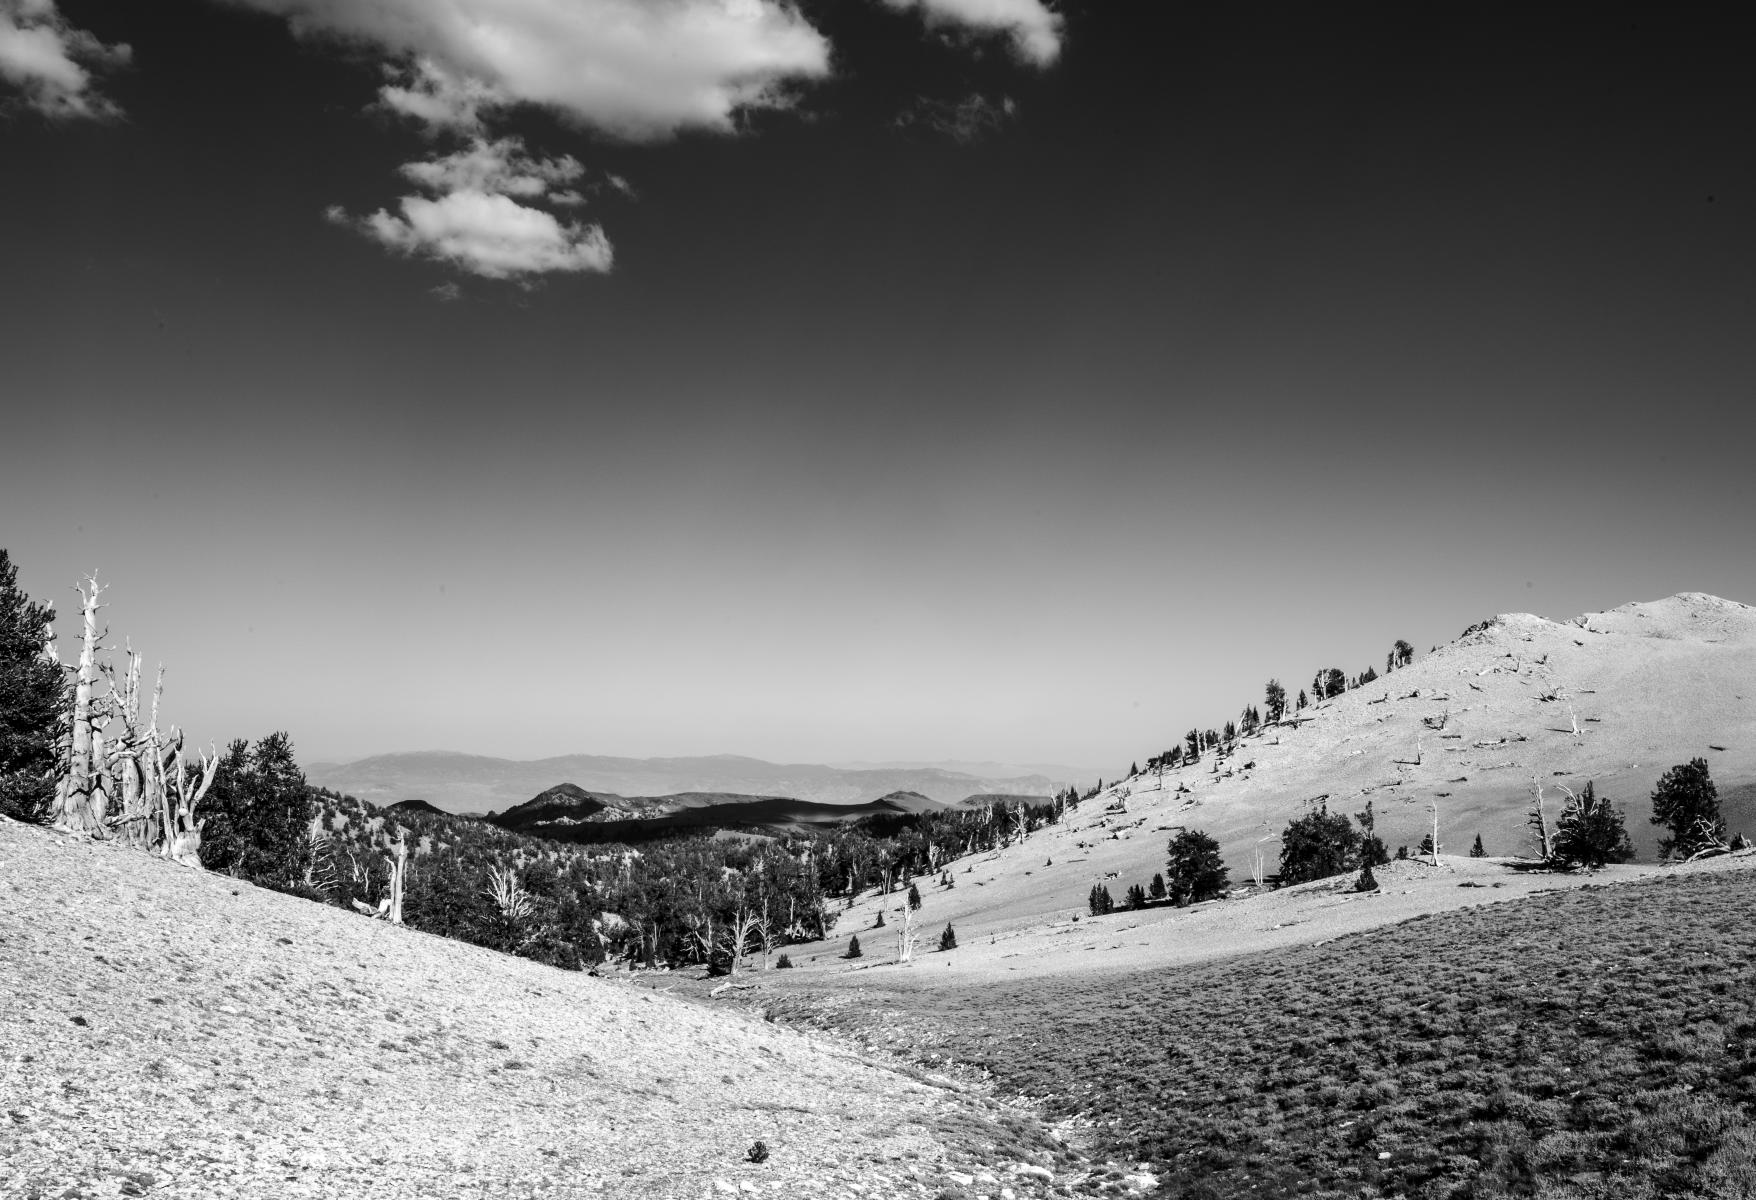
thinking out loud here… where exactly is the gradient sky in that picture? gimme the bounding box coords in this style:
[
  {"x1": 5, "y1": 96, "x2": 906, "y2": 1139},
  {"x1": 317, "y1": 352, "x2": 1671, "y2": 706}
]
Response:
[{"x1": 4, "y1": 3, "x2": 1754, "y2": 772}]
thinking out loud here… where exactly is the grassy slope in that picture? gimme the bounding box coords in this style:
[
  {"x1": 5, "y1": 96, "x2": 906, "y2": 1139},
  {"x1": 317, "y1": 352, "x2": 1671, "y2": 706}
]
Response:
[{"x1": 765, "y1": 865, "x2": 1756, "y2": 1199}]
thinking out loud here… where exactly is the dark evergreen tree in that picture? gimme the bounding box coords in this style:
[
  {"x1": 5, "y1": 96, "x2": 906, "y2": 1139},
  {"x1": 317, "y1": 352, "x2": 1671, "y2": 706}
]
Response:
[
  {"x1": 1165, "y1": 829, "x2": 1229, "y2": 903},
  {"x1": 1124, "y1": 882, "x2": 1148, "y2": 910},
  {"x1": 906, "y1": 882, "x2": 921, "y2": 910},
  {"x1": 0, "y1": 550, "x2": 65, "y2": 825},
  {"x1": 1395, "y1": 845, "x2": 1409, "y2": 860},
  {"x1": 874, "y1": 909, "x2": 885, "y2": 928},
  {"x1": 1184, "y1": 728, "x2": 1201, "y2": 763},
  {"x1": 1551, "y1": 782, "x2": 1635, "y2": 868},
  {"x1": 1264, "y1": 679, "x2": 1286, "y2": 724},
  {"x1": 1469, "y1": 833, "x2": 1486, "y2": 858},
  {"x1": 1354, "y1": 800, "x2": 1389, "y2": 871},
  {"x1": 845, "y1": 934, "x2": 862, "y2": 959},
  {"x1": 1087, "y1": 883, "x2": 1115, "y2": 915},
  {"x1": 938, "y1": 923, "x2": 957, "y2": 952},
  {"x1": 1279, "y1": 800, "x2": 1361, "y2": 884},
  {"x1": 1394, "y1": 639, "x2": 1414, "y2": 668},
  {"x1": 1296, "y1": 689, "x2": 1308, "y2": 712},
  {"x1": 1149, "y1": 871, "x2": 1167, "y2": 901},
  {"x1": 198, "y1": 732, "x2": 314, "y2": 889},
  {"x1": 1417, "y1": 832, "x2": 1434, "y2": 857},
  {"x1": 1322, "y1": 668, "x2": 1347, "y2": 699},
  {"x1": 1129, "y1": 761, "x2": 1139, "y2": 778},
  {"x1": 1649, "y1": 758, "x2": 1725, "y2": 858}
]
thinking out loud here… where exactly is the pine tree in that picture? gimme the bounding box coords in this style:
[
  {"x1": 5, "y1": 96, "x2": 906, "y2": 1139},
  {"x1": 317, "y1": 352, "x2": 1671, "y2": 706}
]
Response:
[
  {"x1": 1552, "y1": 782, "x2": 1635, "y2": 868},
  {"x1": 1280, "y1": 801, "x2": 1361, "y2": 884},
  {"x1": 1470, "y1": 833, "x2": 1486, "y2": 858},
  {"x1": 1166, "y1": 829, "x2": 1229, "y2": 903},
  {"x1": 0, "y1": 550, "x2": 66, "y2": 825},
  {"x1": 845, "y1": 935, "x2": 862, "y2": 959},
  {"x1": 1296, "y1": 689, "x2": 1308, "y2": 712},
  {"x1": 198, "y1": 732, "x2": 314, "y2": 889},
  {"x1": 1124, "y1": 883, "x2": 1148, "y2": 910},
  {"x1": 874, "y1": 909, "x2": 885, "y2": 928},
  {"x1": 1149, "y1": 871, "x2": 1167, "y2": 901},
  {"x1": 1264, "y1": 679, "x2": 1286, "y2": 724},
  {"x1": 1418, "y1": 832, "x2": 1434, "y2": 857},
  {"x1": 1649, "y1": 758, "x2": 1725, "y2": 859},
  {"x1": 906, "y1": 882, "x2": 921, "y2": 910},
  {"x1": 938, "y1": 923, "x2": 957, "y2": 952}
]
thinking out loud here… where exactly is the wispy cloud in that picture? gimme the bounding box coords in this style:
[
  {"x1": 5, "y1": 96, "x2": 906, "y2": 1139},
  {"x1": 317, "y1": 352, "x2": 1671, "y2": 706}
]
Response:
[
  {"x1": 0, "y1": 0, "x2": 130, "y2": 119},
  {"x1": 879, "y1": 0, "x2": 1063, "y2": 66},
  {"x1": 896, "y1": 92, "x2": 1017, "y2": 142},
  {"x1": 329, "y1": 137, "x2": 614, "y2": 279}
]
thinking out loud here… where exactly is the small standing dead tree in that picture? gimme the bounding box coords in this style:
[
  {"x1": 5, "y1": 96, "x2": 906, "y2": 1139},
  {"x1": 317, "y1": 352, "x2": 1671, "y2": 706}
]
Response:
[
  {"x1": 1528, "y1": 775, "x2": 1553, "y2": 862},
  {"x1": 353, "y1": 834, "x2": 408, "y2": 924},
  {"x1": 895, "y1": 899, "x2": 918, "y2": 965}
]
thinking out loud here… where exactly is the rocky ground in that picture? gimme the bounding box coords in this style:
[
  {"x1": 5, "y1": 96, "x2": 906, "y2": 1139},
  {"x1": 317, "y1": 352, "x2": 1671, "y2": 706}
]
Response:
[{"x1": 0, "y1": 820, "x2": 1078, "y2": 1200}]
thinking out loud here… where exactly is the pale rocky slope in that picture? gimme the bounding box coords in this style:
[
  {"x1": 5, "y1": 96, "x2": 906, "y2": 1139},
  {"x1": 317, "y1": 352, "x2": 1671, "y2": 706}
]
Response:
[
  {"x1": 780, "y1": 593, "x2": 1756, "y2": 982},
  {"x1": 0, "y1": 821, "x2": 1066, "y2": 1199}
]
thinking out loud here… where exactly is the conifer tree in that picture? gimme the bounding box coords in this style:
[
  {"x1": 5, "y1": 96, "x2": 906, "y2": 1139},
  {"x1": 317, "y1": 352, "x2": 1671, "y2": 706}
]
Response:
[
  {"x1": 938, "y1": 923, "x2": 957, "y2": 952},
  {"x1": 845, "y1": 935, "x2": 862, "y2": 959},
  {"x1": 1553, "y1": 782, "x2": 1635, "y2": 867},
  {"x1": 1470, "y1": 833, "x2": 1486, "y2": 858},
  {"x1": 0, "y1": 551, "x2": 65, "y2": 825},
  {"x1": 1264, "y1": 679, "x2": 1286, "y2": 724},
  {"x1": 1649, "y1": 758, "x2": 1725, "y2": 859},
  {"x1": 1166, "y1": 829, "x2": 1228, "y2": 903},
  {"x1": 1149, "y1": 872, "x2": 1167, "y2": 901},
  {"x1": 906, "y1": 882, "x2": 921, "y2": 910}
]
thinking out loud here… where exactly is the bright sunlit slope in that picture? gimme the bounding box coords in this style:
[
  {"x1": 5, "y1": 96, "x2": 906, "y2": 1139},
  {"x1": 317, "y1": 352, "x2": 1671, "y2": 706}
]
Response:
[{"x1": 783, "y1": 593, "x2": 1756, "y2": 976}]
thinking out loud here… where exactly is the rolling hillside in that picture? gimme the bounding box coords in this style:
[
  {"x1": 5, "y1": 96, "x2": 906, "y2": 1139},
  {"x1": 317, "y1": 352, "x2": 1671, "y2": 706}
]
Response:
[{"x1": 783, "y1": 593, "x2": 1756, "y2": 965}]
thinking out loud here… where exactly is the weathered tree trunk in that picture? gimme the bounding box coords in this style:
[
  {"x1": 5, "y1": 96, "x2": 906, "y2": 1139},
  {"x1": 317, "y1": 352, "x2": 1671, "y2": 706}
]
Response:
[{"x1": 51, "y1": 579, "x2": 105, "y2": 835}]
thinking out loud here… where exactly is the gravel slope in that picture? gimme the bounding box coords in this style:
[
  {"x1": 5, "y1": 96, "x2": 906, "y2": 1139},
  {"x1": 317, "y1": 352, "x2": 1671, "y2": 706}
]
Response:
[{"x1": 0, "y1": 820, "x2": 1062, "y2": 1200}]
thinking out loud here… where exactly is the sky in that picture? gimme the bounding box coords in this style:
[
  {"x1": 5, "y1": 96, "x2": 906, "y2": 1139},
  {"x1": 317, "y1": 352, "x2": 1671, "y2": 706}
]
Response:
[{"x1": 3, "y1": 3, "x2": 1754, "y2": 774}]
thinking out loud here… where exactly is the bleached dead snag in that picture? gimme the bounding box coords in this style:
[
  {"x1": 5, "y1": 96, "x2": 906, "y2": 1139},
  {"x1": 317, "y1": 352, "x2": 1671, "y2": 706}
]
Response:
[
  {"x1": 353, "y1": 834, "x2": 408, "y2": 923},
  {"x1": 484, "y1": 864, "x2": 534, "y2": 925},
  {"x1": 895, "y1": 900, "x2": 918, "y2": 965},
  {"x1": 50, "y1": 578, "x2": 107, "y2": 835},
  {"x1": 1528, "y1": 776, "x2": 1553, "y2": 862},
  {"x1": 160, "y1": 740, "x2": 216, "y2": 868},
  {"x1": 718, "y1": 907, "x2": 765, "y2": 977}
]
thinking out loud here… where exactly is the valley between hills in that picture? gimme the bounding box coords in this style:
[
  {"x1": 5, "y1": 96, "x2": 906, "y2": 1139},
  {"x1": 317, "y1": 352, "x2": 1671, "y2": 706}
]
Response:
[{"x1": 5, "y1": 592, "x2": 1756, "y2": 1199}]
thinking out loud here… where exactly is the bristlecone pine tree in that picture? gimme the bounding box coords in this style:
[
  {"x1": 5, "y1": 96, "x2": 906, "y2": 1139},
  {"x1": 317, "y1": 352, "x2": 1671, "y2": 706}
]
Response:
[
  {"x1": 31, "y1": 571, "x2": 217, "y2": 864},
  {"x1": 1649, "y1": 758, "x2": 1726, "y2": 859},
  {"x1": 1551, "y1": 782, "x2": 1635, "y2": 868},
  {"x1": 1166, "y1": 829, "x2": 1229, "y2": 904},
  {"x1": 1470, "y1": 833, "x2": 1486, "y2": 858},
  {"x1": 938, "y1": 923, "x2": 956, "y2": 952},
  {"x1": 845, "y1": 935, "x2": 862, "y2": 959},
  {"x1": 0, "y1": 550, "x2": 65, "y2": 825}
]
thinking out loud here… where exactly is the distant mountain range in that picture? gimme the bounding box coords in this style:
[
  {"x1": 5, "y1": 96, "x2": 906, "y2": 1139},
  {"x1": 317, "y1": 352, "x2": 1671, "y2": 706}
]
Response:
[
  {"x1": 304, "y1": 751, "x2": 1072, "y2": 815},
  {"x1": 483, "y1": 784, "x2": 972, "y2": 841}
]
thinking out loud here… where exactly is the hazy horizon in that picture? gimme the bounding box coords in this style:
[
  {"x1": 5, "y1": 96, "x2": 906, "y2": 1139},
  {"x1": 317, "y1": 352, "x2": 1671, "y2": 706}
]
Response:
[{"x1": 6, "y1": 5, "x2": 1754, "y2": 770}]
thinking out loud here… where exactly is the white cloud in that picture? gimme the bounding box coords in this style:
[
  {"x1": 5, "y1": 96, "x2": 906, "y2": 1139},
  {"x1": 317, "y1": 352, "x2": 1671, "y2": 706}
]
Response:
[
  {"x1": 330, "y1": 137, "x2": 613, "y2": 279},
  {"x1": 0, "y1": 0, "x2": 130, "y2": 118},
  {"x1": 398, "y1": 137, "x2": 584, "y2": 197},
  {"x1": 340, "y1": 190, "x2": 614, "y2": 279},
  {"x1": 222, "y1": 0, "x2": 833, "y2": 138},
  {"x1": 880, "y1": 0, "x2": 1062, "y2": 65}
]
